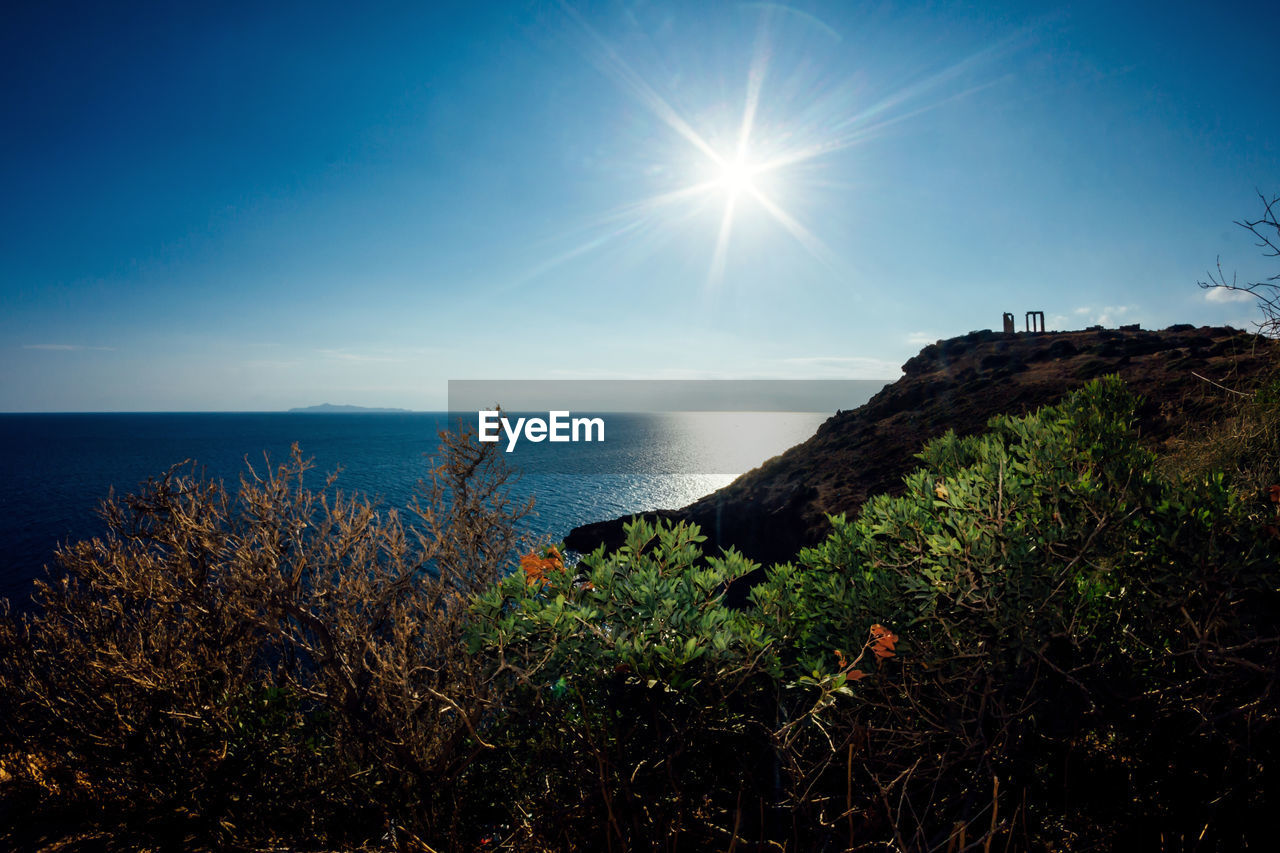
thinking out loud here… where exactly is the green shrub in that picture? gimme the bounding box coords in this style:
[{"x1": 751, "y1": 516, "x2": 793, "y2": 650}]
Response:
[
  {"x1": 750, "y1": 376, "x2": 1280, "y2": 849},
  {"x1": 470, "y1": 519, "x2": 783, "y2": 848}
]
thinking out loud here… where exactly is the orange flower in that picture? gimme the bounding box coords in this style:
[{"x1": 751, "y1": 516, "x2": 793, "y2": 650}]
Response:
[
  {"x1": 520, "y1": 546, "x2": 564, "y2": 586},
  {"x1": 869, "y1": 623, "x2": 898, "y2": 660}
]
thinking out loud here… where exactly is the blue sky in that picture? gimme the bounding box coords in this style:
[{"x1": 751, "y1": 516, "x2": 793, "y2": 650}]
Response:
[{"x1": 2, "y1": 0, "x2": 1276, "y2": 411}]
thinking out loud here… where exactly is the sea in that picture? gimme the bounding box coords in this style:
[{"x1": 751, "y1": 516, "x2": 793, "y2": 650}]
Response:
[{"x1": 0, "y1": 411, "x2": 829, "y2": 607}]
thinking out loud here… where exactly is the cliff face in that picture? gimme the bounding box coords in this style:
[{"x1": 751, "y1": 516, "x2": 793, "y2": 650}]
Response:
[{"x1": 565, "y1": 325, "x2": 1277, "y2": 566}]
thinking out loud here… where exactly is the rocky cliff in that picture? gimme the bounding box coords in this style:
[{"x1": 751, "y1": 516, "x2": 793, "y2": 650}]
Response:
[{"x1": 564, "y1": 325, "x2": 1277, "y2": 567}]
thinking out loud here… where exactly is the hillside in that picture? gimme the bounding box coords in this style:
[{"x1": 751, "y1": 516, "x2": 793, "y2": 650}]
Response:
[{"x1": 565, "y1": 324, "x2": 1278, "y2": 565}]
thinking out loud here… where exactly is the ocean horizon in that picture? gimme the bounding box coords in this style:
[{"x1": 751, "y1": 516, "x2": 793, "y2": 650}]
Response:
[{"x1": 0, "y1": 410, "x2": 829, "y2": 606}]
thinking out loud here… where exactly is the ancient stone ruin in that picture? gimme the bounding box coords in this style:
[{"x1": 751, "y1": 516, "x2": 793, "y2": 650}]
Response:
[{"x1": 1001, "y1": 311, "x2": 1045, "y2": 333}]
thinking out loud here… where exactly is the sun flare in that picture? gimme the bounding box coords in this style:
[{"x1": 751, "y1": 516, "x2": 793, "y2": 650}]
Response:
[
  {"x1": 538, "y1": 4, "x2": 863, "y2": 290},
  {"x1": 546, "y1": 3, "x2": 1009, "y2": 292}
]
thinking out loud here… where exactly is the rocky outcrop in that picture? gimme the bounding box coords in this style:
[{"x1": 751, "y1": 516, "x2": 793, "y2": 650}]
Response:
[{"x1": 565, "y1": 326, "x2": 1276, "y2": 567}]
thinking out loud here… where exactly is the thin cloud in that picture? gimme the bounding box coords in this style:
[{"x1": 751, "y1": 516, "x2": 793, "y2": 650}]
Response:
[
  {"x1": 1204, "y1": 287, "x2": 1256, "y2": 304},
  {"x1": 22, "y1": 344, "x2": 115, "y2": 351},
  {"x1": 780, "y1": 355, "x2": 901, "y2": 377},
  {"x1": 905, "y1": 331, "x2": 936, "y2": 346},
  {"x1": 242, "y1": 359, "x2": 302, "y2": 370},
  {"x1": 316, "y1": 349, "x2": 404, "y2": 364},
  {"x1": 1070, "y1": 305, "x2": 1136, "y2": 327},
  {"x1": 546, "y1": 367, "x2": 708, "y2": 379}
]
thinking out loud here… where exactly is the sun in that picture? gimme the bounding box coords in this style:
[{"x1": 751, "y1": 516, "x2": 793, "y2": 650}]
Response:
[{"x1": 712, "y1": 156, "x2": 758, "y2": 197}]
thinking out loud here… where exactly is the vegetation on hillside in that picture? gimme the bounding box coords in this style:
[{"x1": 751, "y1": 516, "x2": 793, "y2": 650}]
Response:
[{"x1": 2, "y1": 375, "x2": 1279, "y2": 850}]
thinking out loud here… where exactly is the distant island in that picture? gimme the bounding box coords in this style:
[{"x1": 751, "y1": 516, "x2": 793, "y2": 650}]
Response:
[{"x1": 287, "y1": 403, "x2": 415, "y2": 414}]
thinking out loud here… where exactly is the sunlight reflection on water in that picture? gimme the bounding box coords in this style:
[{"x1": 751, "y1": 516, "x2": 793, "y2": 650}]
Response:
[{"x1": 0, "y1": 411, "x2": 828, "y2": 602}]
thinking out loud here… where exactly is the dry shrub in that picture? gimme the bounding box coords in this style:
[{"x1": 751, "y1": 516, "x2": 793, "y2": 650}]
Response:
[
  {"x1": 0, "y1": 425, "x2": 528, "y2": 849},
  {"x1": 1158, "y1": 367, "x2": 1280, "y2": 499}
]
